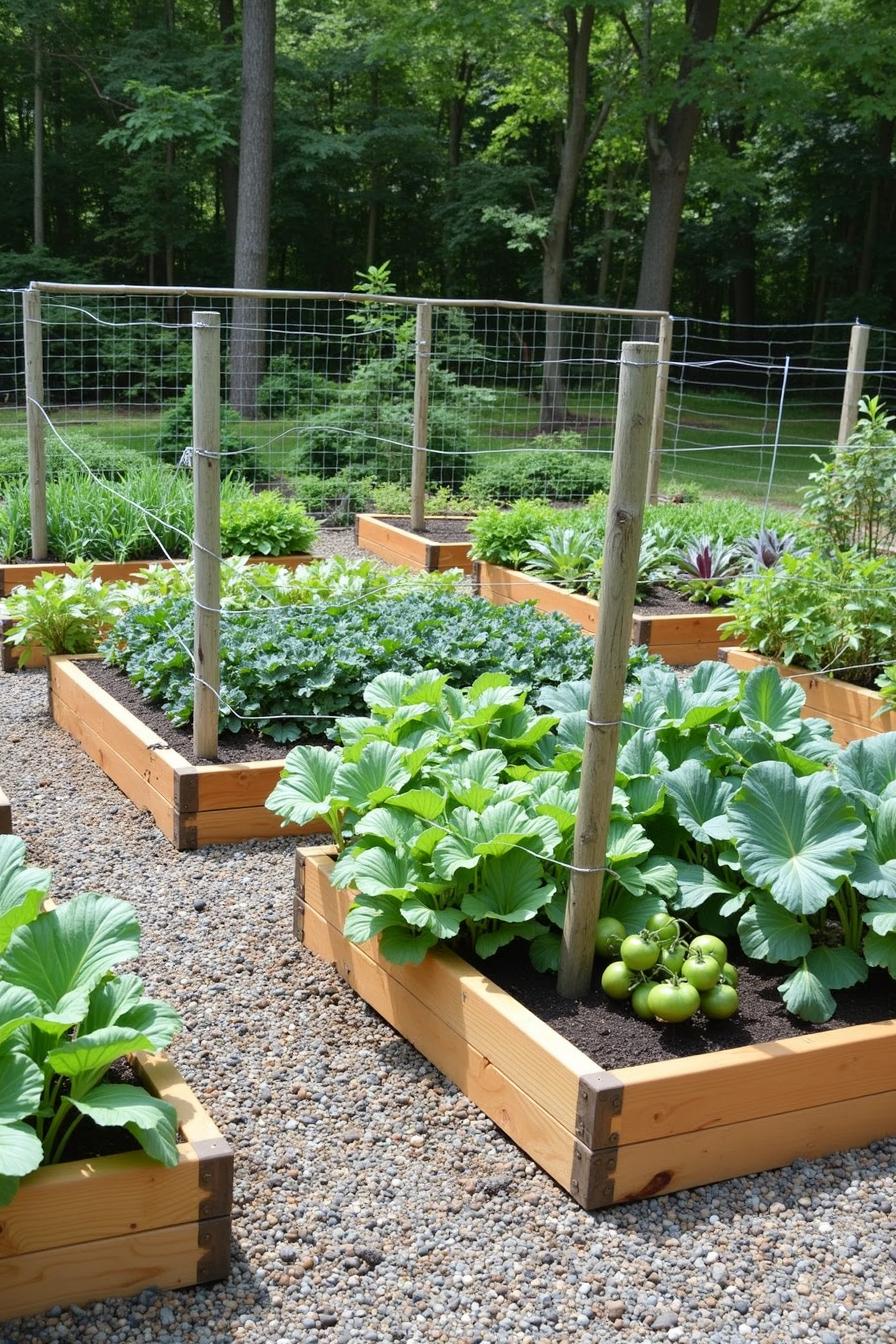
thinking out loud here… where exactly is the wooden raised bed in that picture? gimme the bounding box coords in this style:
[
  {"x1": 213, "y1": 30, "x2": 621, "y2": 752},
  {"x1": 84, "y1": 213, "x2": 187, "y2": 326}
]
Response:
[
  {"x1": 0, "y1": 556, "x2": 312, "y2": 672},
  {"x1": 722, "y1": 648, "x2": 896, "y2": 745},
  {"x1": 474, "y1": 561, "x2": 736, "y2": 666},
  {"x1": 0, "y1": 1051, "x2": 232, "y2": 1322},
  {"x1": 296, "y1": 848, "x2": 896, "y2": 1208},
  {"x1": 0, "y1": 553, "x2": 311, "y2": 599},
  {"x1": 355, "y1": 514, "x2": 473, "y2": 574},
  {"x1": 0, "y1": 784, "x2": 11, "y2": 834},
  {"x1": 49, "y1": 655, "x2": 325, "y2": 850}
]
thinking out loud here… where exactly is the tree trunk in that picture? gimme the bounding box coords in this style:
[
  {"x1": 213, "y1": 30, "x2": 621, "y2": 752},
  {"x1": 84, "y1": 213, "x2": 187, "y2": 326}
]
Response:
[
  {"x1": 230, "y1": 0, "x2": 276, "y2": 418},
  {"x1": 539, "y1": 5, "x2": 608, "y2": 432},
  {"x1": 219, "y1": 0, "x2": 239, "y2": 256},
  {"x1": 857, "y1": 117, "x2": 895, "y2": 295},
  {"x1": 634, "y1": 0, "x2": 720, "y2": 316},
  {"x1": 596, "y1": 166, "x2": 615, "y2": 304},
  {"x1": 33, "y1": 31, "x2": 44, "y2": 248},
  {"x1": 365, "y1": 69, "x2": 380, "y2": 267},
  {"x1": 447, "y1": 52, "x2": 472, "y2": 168}
]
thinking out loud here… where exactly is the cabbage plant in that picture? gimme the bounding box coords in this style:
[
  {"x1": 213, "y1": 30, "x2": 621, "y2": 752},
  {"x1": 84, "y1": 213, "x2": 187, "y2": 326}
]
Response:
[{"x1": 0, "y1": 836, "x2": 181, "y2": 1206}]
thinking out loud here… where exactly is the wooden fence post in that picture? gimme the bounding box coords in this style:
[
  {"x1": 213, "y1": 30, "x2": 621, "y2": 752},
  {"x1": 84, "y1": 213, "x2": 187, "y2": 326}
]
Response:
[
  {"x1": 23, "y1": 287, "x2": 48, "y2": 560},
  {"x1": 837, "y1": 322, "x2": 870, "y2": 446},
  {"x1": 192, "y1": 310, "x2": 221, "y2": 762},
  {"x1": 646, "y1": 314, "x2": 673, "y2": 504},
  {"x1": 409, "y1": 302, "x2": 432, "y2": 533},
  {"x1": 557, "y1": 340, "x2": 659, "y2": 1000}
]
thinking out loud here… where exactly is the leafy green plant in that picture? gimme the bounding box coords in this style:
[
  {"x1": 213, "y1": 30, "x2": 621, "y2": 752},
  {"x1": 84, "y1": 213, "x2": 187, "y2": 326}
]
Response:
[
  {"x1": 290, "y1": 469, "x2": 375, "y2": 523},
  {"x1": 368, "y1": 482, "x2": 475, "y2": 516},
  {"x1": 523, "y1": 523, "x2": 601, "y2": 590},
  {"x1": 721, "y1": 549, "x2": 896, "y2": 686},
  {"x1": 468, "y1": 500, "x2": 557, "y2": 565},
  {"x1": 876, "y1": 665, "x2": 896, "y2": 714},
  {"x1": 737, "y1": 527, "x2": 809, "y2": 572},
  {"x1": 3, "y1": 561, "x2": 131, "y2": 661},
  {"x1": 0, "y1": 834, "x2": 182, "y2": 1207},
  {"x1": 802, "y1": 397, "x2": 896, "y2": 556},
  {"x1": 219, "y1": 492, "x2": 318, "y2": 556},
  {"x1": 101, "y1": 578, "x2": 593, "y2": 740}
]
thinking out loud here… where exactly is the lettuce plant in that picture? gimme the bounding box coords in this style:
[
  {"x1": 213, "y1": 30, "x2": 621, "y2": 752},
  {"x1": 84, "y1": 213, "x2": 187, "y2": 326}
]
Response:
[
  {"x1": 0, "y1": 835, "x2": 182, "y2": 1206},
  {"x1": 3, "y1": 561, "x2": 131, "y2": 661}
]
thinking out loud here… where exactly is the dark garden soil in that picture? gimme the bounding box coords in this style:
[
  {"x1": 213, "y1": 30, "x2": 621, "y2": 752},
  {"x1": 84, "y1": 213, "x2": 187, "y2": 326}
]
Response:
[
  {"x1": 82, "y1": 660, "x2": 302, "y2": 764},
  {"x1": 61, "y1": 1058, "x2": 143, "y2": 1162},
  {"x1": 382, "y1": 516, "x2": 474, "y2": 543},
  {"x1": 473, "y1": 944, "x2": 896, "y2": 1070},
  {"x1": 637, "y1": 585, "x2": 722, "y2": 617}
]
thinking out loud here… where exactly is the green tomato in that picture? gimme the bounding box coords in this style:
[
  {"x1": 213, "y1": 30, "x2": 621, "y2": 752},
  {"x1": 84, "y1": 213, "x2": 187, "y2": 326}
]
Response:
[
  {"x1": 720, "y1": 962, "x2": 740, "y2": 988},
  {"x1": 682, "y1": 954, "x2": 722, "y2": 992},
  {"x1": 645, "y1": 913, "x2": 679, "y2": 947},
  {"x1": 594, "y1": 916, "x2": 626, "y2": 958},
  {"x1": 660, "y1": 944, "x2": 686, "y2": 976},
  {"x1": 620, "y1": 934, "x2": 660, "y2": 972},
  {"x1": 631, "y1": 982, "x2": 656, "y2": 1021},
  {"x1": 601, "y1": 961, "x2": 635, "y2": 1000},
  {"x1": 689, "y1": 934, "x2": 728, "y2": 966},
  {"x1": 647, "y1": 981, "x2": 700, "y2": 1023},
  {"x1": 700, "y1": 984, "x2": 740, "y2": 1020}
]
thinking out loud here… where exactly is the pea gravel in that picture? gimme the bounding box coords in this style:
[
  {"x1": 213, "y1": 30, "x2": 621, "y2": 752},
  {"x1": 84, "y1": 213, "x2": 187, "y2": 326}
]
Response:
[{"x1": 1, "y1": 666, "x2": 895, "y2": 1344}]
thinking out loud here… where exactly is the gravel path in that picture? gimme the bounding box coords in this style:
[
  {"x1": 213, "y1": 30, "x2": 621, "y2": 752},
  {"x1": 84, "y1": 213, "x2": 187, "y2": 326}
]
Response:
[{"x1": 1, "y1": 666, "x2": 894, "y2": 1344}]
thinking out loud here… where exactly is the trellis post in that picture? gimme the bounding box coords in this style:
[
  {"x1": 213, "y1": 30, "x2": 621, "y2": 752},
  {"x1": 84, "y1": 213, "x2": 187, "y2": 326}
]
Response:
[
  {"x1": 409, "y1": 301, "x2": 432, "y2": 533},
  {"x1": 23, "y1": 287, "x2": 48, "y2": 560},
  {"x1": 557, "y1": 340, "x2": 659, "y2": 1000},
  {"x1": 837, "y1": 321, "x2": 870, "y2": 447},
  {"x1": 192, "y1": 310, "x2": 221, "y2": 762},
  {"x1": 646, "y1": 314, "x2": 673, "y2": 504}
]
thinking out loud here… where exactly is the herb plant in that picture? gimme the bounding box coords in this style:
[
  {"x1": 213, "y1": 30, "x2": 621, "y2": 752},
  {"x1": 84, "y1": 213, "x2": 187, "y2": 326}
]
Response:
[
  {"x1": 0, "y1": 835, "x2": 182, "y2": 1207},
  {"x1": 802, "y1": 397, "x2": 896, "y2": 556},
  {"x1": 219, "y1": 492, "x2": 318, "y2": 556}
]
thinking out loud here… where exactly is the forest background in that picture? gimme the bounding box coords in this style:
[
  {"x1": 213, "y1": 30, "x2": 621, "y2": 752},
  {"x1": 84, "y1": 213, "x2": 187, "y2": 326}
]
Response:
[{"x1": 1, "y1": 0, "x2": 894, "y2": 330}]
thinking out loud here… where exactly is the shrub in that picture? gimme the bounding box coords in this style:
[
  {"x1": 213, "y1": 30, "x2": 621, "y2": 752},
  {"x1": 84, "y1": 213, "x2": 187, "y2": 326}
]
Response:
[
  {"x1": 255, "y1": 355, "x2": 338, "y2": 417},
  {"x1": 0, "y1": 429, "x2": 147, "y2": 479},
  {"x1": 802, "y1": 396, "x2": 896, "y2": 556},
  {"x1": 290, "y1": 469, "x2": 375, "y2": 523},
  {"x1": 464, "y1": 438, "x2": 611, "y2": 504},
  {"x1": 156, "y1": 387, "x2": 265, "y2": 479},
  {"x1": 219, "y1": 492, "x2": 318, "y2": 556}
]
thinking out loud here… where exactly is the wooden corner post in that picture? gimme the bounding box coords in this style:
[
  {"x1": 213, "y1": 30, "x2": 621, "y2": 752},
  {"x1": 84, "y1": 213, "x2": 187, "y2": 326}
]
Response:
[
  {"x1": 646, "y1": 314, "x2": 672, "y2": 504},
  {"x1": 23, "y1": 286, "x2": 48, "y2": 560},
  {"x1": 837, "y1": 321, "x2": 870, "y2": 447},
  {"x1": 557, "y1": 340, "x2": 658, "y2": 1000},
  {"x1": 192, "y1": 310, "x2": 221, "y2": 762},
  {"x1": 409, "y1": 301, "x2": 432, "y2": 534}
]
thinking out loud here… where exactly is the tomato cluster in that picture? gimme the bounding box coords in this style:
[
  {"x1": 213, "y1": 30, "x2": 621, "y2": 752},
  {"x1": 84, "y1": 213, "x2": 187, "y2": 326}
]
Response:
[{"x1": 595, "y1": 913, "x2": 740, "y2": 1023}]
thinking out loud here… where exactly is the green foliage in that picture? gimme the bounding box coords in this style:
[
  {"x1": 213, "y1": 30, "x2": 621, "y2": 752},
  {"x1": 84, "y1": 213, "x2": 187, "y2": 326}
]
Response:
[
  {"x1": 722, "y1": 550, "x2": 896, "y2": 686},
  {"x1": 290, "y1": 470, "x2": 376, "y2": 524},
  {"x1": 155, "y1": 387, "x2": 265, "y2": 479},
  {"x1": 0, "y1": 835, "x2": 181, "y2": 1206},
  {"x1": 876, "y1": 665, "x2": 896, "y2": 715},
  {"x1": 3, "y1": 561, "x2": 131, "y2": 661},
  {"x1": 463, "y1": 440, "x2": 611, "y2": 504},
  {"x1": 468, "y1": 500, "x2": 558, "y2": 565},
  {"x1": 219, "y1": 493, "x2": 318, "y2": 556},
  {"x1": 802, "y1": 398, "x2": 896, "y2": 556},
  {"x1": 0, "y1": 468, "x2": 313, "y2": 564},
  {"x1": 368, "y1": 482, "x2": 475, "y2": 516},
  {"x1": 668, "y1": 535, "x2": 741, "y2": 606},
  {"x1": 266, "y1": 660, "x2": 896, "y2": 1020},
  {"x1": 102, "y1": 585, "x2": 596, "y2": 741},
  {"x1": 255, "y1": 356, "x2": 339, "y2": 418},
  {"x1": 523, "y1": 524, "x2": 601, "y2": 591},
  {"x1": 0, "y1": 431, "x2": 147, "y2": 480}
]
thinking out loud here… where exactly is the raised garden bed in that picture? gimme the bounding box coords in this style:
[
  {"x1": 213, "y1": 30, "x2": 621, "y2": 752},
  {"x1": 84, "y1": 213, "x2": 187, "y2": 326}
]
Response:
[
  {"x1": 296, "y1": 848, "x2": 896, "y2": 1208},
  {"x1": 0, "y1": 553, "x2": 311, "y2": 598},
  {"x1": 355, "y1": 514, "x2": 473, "y2": 574},
  {"x1": 721, "y1": 648, "x2": 896, "y2": 745},
  {"x1": 49, "y1": 655, "x2": 325, "y2": 849},
  {"x1": 0, "y1": 1051, "x2": 232, "y2": 1322},
  {"x1": 474, "y1": 561, "x2": 737, "y2": 666}
]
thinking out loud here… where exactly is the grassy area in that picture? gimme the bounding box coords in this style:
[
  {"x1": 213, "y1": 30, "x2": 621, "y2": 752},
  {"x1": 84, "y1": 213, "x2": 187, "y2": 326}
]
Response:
[{"x1": 0, "y1": 383, "x2": 841, "y2": 508}]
